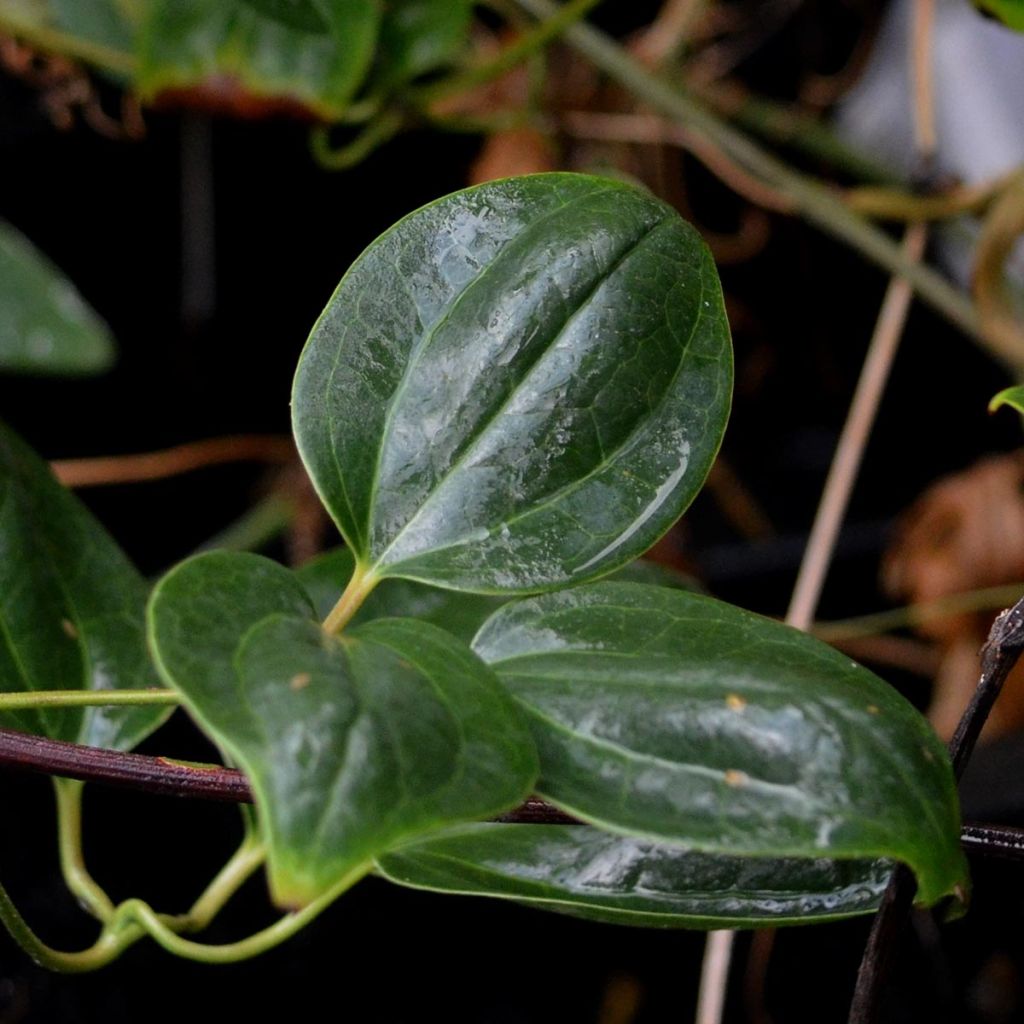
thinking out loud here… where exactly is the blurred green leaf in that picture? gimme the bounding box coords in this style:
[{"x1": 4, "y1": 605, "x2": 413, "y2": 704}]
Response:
[
  {"x1": 0, "y1": 223, "x2": 115, "y2": 377},
  {"x1": 137, "y1": 0, "x2": 380, "y2": 119}
]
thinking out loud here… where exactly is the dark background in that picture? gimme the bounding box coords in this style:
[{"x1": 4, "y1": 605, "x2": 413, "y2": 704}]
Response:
[{"x1": 3, "y1": 4, "x2": 1024, "y2": 1020}]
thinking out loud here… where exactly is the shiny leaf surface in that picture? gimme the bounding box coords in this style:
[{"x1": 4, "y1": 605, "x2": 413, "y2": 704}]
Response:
[
  {"x1": 148, "y1": 551, "x2": 538, "y2": 908},
  {"x1": 377, "y1": 823, "x2": 892, "y2": 928},
  {"x1": 293, "y1": 173, "x2": 732, "y2": 593},
  {"x1": 0, "y1": 421, "x2": 166, "y2": 750},
  {"x1": 0, "y1": 222, "x2": 115, "y2": 376},
  {"x1": 473, "y1": 582, "x2": 968, "y2": 907}
]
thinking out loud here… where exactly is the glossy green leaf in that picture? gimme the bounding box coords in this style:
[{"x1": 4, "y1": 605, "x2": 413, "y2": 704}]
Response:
[
  {"x1": 239, "y1": 0, "x2": 329, "y2": 33},
  {"x1": 374, "y1": 0, "x2": 472, "y2": 89},
  {"x1": 148, "y1": 551, "x2": 538, "y2": 908},
  {"x1": 989, "y1": 384, "x2": 1024, "y2": 416},
  {"x1": 0, "y1": 223, "x2": 115, "y2": 376},
  {"x1": 377, "y1": 823, "x2": 892, "y2": 928},
  {"x1": 0, "y1": 421, "x2": 166, "y2": 750},
  {"x1": 293, "y1": 173, "x2": 732, "y2": 594},
  {"x1": 974, "y1": 0, "x2": 1024, "y2": 30},
  {"x1": 296, "y1": 547, "x2": 697, "y2": 642},
  {"x1": 137, "y1": 0, "x2": 380, "y2": 119},
  {"x1": 473, "y1": 582, "x2": 968, "y2": 907}
]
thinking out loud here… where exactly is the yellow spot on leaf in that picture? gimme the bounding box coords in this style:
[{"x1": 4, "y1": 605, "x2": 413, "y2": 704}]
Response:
[
  {"x1": 61, "y1": 618, "x2": 78, "y2": 640},
  {"x1": 724, "y1": 769, "x2": 748, "y2": 788},
  {"x1": 290, "y1": 672, "x2": 312, "y2": 691},
  {"x1": 726, "y1": 694, "x2": 746, "y2": 712},
  {"x1": 866, "y1": 705, "x2": 880, "y2": 715}
]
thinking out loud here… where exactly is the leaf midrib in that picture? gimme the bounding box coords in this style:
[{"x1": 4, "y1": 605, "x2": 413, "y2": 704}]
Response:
[
  {"x1": 373, "y1": 213, "x2": 681, "y2": 570},
  {"x1": 360, "y1": 182, "x2": 625, "y2": 560}
]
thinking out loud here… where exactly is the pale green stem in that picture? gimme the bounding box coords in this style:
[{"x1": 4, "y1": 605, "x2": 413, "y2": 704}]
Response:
[
  {"x1": 813, "y1": 583, "x2": 1024, "y2": 643},
  {"x1": 0, "y1": 690, "x2": 179, "y2": 713},
  {"x1": 53, "y1": 780, "x2": 115, "y2": 923},
  {"x1": 697, "y1": 87, "x2": 899, "y2": 186},
  {"x1": 412, "y1": 0, "x2": 604, "y2": 106},
  {"x1": 323, "y1": 563, "x2": 379, "y2": 635},
  {"x1": 174, "y1": 810, "x2": 266, "y2": 933},
  {"x1": 194, "y1": 490, "x2": 296, "y2": 554},
  {"x1": 118, "y1": 862, "x2": 370, "y2": 964},
  {"x1": 0, "y1": 14, "x2": 137, "y2": 77},
  {"x1": 513, "y1": 0, "x2": 1022, "y2": 370},
  {"x1": 0, "y1": 877, "x2": 142, "y2": 973},
  {"x1": 311, "y1": 111, "x2": 405, "y2": 171}
]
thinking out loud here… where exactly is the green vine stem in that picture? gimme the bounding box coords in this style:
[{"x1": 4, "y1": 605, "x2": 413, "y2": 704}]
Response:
[
  {"x1": 311, "y1": 111, "x2": 405, "y2": 171},
  {"x1": 0, "y1": 878, "x2": 144, "y2": 973},
  {"x1": 813, "y1": 583, "x2": 1024, "y2": 643},
  {"x1": 696, "y1": 85, "x2": 900, "y2": 186},
  {"x1": 512, "y1": 0, "x2": 1024, "y2": 371},
  {"x1": 172, "y1": 808, "x2": 266, "y2": 933},
  {"x1": 0, "y1": 690, "x2": 180, "y2": 713},
  {"x1": 194, "y1": 489, "x2": 296, "y2": 555},
  {"x1": 411, "y1": 0, "x2": 603, "y2": 107},
  {"x1": 118, "y1": 861, "x2": 371, "y2": 965},
  {"x1": 322, "y1": 562, "x2": 380, "y2": 635},
  {"x1": 53, "y1": 779, "x2": 115, "y2": 923}
]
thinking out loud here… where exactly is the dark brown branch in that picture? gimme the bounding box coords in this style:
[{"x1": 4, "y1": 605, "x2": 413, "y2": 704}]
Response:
[
  {"x1": 5, "y1": 728, "x2": 1024, "y2": 848},
  {"x1": 0, "y1": 727, "x2": 252, "y2": 802},
  {"x1": 0, "y1": 726, "x2": 579, "y2": 824},
  {"x1": 961, "y1": 823, "x2": 1024, "y2": 862},
  {"x1": 848, "y1": 595, "x2": 1024, "y2": 1024}
]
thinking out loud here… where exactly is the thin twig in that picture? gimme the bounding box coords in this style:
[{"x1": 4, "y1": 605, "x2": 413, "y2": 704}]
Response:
[
  {"x1": 813, "y1": 582, "x2": 1024, "y2": 644},
  {"x1": 630, "y1": 0, "x2": 706, "y2": 68},
  {"x1": 848, "y1": 596, "x2": 1024, "y2": 1022},
  {"x1": 50, "y1": 436, "x2": 294, "y2": 488},
  {"x1": 787, "y1": 224, "x2": 928, "y2": 630},
  {"x1": 911, "y1": 0, "x2": 937, "y2": 166},
  {"x1": 0, "y1": 726, "x2": 575, "y2": 823},
  {"x1": 561, "y1": 110, "x2": 797, "y2": 213}
]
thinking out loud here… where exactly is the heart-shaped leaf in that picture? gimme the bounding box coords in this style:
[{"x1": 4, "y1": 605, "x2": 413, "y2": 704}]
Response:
[
  {"x1": 148, "y1": 550, "x2": 538, "y2": 908},
  {"x1": 137, "y1": 0, "x2": 380, "y2": 119},
  {"x1": 377, "y1": 823, "x2": 892, "y2": 928},
  {"x1": 0, "y1": 222, "x2": 115, "y2": 376},
  {"x1": 0, "y1": 421, "x2": 166, "y2": 751},
  {"x1": 472, "y1": 582, "x2": 968, "y2": 907},
  {"x1": 293, "y1": 173, "x2": 732, "y2": 594},
  {"x1": 295, "y1": 547, "x2": 698, "y2": 642}
]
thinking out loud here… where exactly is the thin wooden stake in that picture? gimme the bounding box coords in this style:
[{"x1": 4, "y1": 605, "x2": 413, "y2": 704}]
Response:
[{"x1": 695, "y1": 223, "x2": 928, "y2": 1024}]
